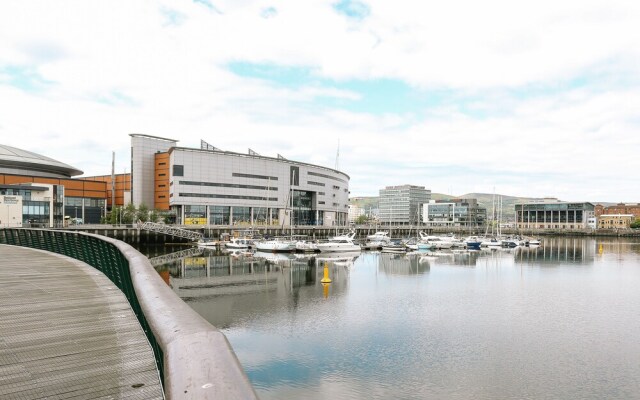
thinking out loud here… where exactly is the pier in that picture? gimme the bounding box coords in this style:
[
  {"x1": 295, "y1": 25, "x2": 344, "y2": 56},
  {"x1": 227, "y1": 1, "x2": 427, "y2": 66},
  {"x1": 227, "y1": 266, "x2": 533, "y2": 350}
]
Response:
[
  {"x1": 0, "y1": 245, "x2": 163, "y2": 399},
  {"x1": 0, "y1": 228, "x2": 259, "y2": 400}
]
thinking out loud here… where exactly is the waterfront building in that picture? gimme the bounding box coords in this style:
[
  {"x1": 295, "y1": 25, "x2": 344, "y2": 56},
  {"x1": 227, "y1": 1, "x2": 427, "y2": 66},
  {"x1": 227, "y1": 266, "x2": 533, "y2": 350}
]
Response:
[
  {"x1": 0, "y1": 144, "x2": 107, "y2": 226},
  {"x1": 515, "y1": 199, "x2": 595, "y2": 230},
  {"x1": 595, "y1": 203, "x2": 640, "y2": 218},
  {"x1": 128, "y1": 134, "x2": 350, "y2": 226},
  {"x1": 422, "y1": 198, "x2": 486, "y2": 227},
  {"x1": 348, "y1": 204, "x2": 365, "y2": 223},
  {"x1": 379, "y1": 185, "x2": 430, "y2": 226},
  {"x1": 597, "y1": 214, "x2": 635, "y2": 229}
]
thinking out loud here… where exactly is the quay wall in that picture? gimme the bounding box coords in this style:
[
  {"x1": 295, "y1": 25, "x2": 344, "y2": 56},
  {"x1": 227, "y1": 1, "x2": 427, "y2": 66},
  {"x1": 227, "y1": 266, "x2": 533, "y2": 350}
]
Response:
[{"x1": 61, "y1": 224, "x2": 640, "y2": 243}]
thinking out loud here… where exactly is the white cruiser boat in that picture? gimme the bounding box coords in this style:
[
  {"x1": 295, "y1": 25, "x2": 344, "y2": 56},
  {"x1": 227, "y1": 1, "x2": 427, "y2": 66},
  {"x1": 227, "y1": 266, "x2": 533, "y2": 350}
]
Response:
[
  {"x1": 316, "y1": 231, "x2": 361, "y2": 253},
  {"x1": 418, "y1": 232, "x2": 454, "y2": 249},
  {"x1": 254, "y1": 237, "x2": 296, "y2": 252},
  {"x1": 295, "y1": 240, "x2": 319, "y2": 252},
  {"x1": 225, "y1": 237, "x2": 251, "y2": 249},
  {"x1": 366, "y1": 231, "x2": 390, "y2": 241}
]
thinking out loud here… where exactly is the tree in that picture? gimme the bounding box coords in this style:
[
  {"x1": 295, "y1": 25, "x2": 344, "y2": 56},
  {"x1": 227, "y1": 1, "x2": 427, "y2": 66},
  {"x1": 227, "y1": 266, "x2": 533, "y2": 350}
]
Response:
[
  {"x1": 355, "y1": 215, "x2": 369, "y2": 224},
  {"x1": 136, "y1": 203, "x2": 149, "y2": 222},
  {"x1": 631, "y1": 218, "x2": 640, "y2": 229}
]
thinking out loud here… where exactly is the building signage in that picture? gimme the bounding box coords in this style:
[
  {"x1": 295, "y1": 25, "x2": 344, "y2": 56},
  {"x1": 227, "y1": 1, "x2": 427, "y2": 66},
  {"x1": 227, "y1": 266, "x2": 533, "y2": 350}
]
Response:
[{"x1": 3, "y1": 196, "x2": 20, "y2": 205}]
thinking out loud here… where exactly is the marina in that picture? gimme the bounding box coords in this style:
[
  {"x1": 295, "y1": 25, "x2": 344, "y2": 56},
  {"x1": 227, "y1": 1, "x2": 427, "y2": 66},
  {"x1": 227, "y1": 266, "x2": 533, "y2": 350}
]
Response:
[{"x1": 151, "y1": 236, "x2": 640, "y2": 400}]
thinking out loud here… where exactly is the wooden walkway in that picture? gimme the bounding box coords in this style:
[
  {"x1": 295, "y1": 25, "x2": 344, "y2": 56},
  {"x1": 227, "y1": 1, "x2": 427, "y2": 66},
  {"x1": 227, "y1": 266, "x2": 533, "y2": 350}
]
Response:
[{"x1": 0, "y1": 245, "x2": 164, "y2": 400}]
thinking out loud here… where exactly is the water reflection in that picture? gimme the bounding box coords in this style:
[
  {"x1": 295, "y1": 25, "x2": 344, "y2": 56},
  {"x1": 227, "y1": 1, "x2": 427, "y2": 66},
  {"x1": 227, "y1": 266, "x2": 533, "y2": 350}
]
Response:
[
  {"x1": 378, "y1": 252, "x2": 430, "y2": 275},
  {"x1": 149, "y1": 238, "x2": 640, "y2": 400}
]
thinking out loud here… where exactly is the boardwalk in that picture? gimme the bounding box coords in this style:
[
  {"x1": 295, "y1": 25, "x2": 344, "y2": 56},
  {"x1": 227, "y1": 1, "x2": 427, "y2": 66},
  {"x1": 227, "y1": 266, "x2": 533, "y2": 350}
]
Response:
[{"x1": 0, "y1": 245, "x2": 164, "y2": 399}]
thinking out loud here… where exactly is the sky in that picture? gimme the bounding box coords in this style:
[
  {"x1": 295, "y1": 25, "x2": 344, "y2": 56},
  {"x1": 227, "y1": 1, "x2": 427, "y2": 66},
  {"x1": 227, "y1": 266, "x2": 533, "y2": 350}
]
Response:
[{"x1": 1, "y1": 0, "x2": 639, "y2": 203}]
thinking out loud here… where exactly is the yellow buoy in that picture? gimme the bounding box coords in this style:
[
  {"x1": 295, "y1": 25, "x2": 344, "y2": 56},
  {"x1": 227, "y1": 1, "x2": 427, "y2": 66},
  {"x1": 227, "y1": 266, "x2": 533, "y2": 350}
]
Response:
[
  {"x1": 320, "y1": 262, "x2": 332, "y2": 283},
  {"x1": 322, "y1": 282, "x2": 330, "y2": 298}
]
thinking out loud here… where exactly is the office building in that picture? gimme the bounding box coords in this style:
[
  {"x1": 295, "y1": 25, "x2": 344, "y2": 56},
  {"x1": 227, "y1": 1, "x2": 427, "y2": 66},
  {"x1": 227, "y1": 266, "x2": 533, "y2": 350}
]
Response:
[
  {"x1": 379, "y1": 185, "x2": 430, "y2": 225},
  {"x1": 129, "y1": 134, "x2": 350, "y2": 226}
]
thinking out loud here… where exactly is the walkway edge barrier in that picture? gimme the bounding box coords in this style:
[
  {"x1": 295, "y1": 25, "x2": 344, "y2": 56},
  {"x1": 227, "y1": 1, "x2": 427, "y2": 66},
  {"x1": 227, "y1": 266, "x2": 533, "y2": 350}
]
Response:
[{"x1": 0, "y1": 229, "x2": 259, "y2": 400}]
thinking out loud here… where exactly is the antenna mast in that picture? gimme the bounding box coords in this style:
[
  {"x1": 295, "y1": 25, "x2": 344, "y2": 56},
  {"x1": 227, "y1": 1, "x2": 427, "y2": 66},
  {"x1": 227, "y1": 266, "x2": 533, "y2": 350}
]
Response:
[{"x1": 335, "y1": 139, "x2": 340, "y2": 170}]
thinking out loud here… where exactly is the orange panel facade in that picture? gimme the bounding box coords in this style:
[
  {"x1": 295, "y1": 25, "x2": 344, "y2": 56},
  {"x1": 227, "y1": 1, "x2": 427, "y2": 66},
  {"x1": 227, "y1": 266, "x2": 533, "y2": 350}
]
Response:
[
  {"x1": 0, "y1": 173, "x2": 107, "y2": 200},
  {"x1": 79, "y1": 173, "x2": 131, "y2": 209},
  {"x1": 154, "y1": 153, "x2": 170, "y2": 210}
]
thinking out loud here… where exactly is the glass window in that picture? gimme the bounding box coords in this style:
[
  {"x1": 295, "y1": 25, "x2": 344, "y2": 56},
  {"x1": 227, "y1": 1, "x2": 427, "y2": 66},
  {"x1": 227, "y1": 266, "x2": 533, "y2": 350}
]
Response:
[
  {"x1": 210, "y1": 206, "x2": 230, "y2": 225},
  {"x1": 233, "y1": 207, "x2": 251, "y2": 225},
  {"x1": 173, "y1": 165, "x2": 184, "y2": 176}
]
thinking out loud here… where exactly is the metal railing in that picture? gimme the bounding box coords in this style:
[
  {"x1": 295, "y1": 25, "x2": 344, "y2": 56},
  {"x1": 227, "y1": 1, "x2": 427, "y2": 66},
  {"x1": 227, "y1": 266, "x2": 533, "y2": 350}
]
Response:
[
  {"x1": 148, "y1": 247, "x2": 205, "y2": 267},
  {"x1": 138, "y1": 221, "x2": 204, "y2": 241},
  {"x1": 0, "y1": 228, "x2": 258, "y2": 400}
]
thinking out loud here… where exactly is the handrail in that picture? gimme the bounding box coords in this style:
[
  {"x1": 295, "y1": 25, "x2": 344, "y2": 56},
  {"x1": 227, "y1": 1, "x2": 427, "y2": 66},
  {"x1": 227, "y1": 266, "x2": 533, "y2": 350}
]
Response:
[{"x1": 0, "y1": 228, "x2": 258, "y2": 400}]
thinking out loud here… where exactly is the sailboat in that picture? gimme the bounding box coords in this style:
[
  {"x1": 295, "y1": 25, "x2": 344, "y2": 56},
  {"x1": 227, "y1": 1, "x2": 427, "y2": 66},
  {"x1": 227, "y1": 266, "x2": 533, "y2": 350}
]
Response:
[{"x1": 254, "y1": 171, "x2": 297, "y2": 252}]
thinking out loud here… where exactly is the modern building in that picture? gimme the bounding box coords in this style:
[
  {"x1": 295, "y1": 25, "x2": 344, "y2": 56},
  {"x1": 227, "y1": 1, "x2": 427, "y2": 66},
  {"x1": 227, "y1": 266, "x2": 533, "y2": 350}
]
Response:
[
  {"x1": 348, "y1": 204, "x2": 365, "y2": 223},
  {"x1": 597, "y1": 214, "x2": 634, "y2": 229},
  {"x1": 0, "y1": 144, "x2": 107, "y2": 226},
  {"x1": 80, "y1": 173, "x2": 131, "y2": 210},
  {"x1": 515, "y1": 199, "x2": 595, "y2": 230},
  {"x1": 379, "y1": 185, "x2": 431, "y2": 225},
  {"x1": 422, "y1": 198, "x2": 486, "y2": 227},
  {"x1": 129, "y1": 134, "x2": 351, "y2": 226}
]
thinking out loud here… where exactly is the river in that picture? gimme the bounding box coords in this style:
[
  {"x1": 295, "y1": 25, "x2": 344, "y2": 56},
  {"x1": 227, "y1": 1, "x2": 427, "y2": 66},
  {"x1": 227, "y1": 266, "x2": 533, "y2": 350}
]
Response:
[{"x1": 151, "y1": 237, "x2": 640, "y2": 399}]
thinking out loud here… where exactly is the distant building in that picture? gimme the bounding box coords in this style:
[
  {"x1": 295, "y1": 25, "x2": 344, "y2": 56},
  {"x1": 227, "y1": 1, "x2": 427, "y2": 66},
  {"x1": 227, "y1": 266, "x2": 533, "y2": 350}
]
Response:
[
  {"x1": 0, "y1": 144, "x2": 107, "y2": 226},
  {"x1": 598, "y1": 214, "x2": 634, "y2": 229},
  {"x1": 348, "y1": 204, "x2": 365, "y2": 223},
  {"x1": 379, "y1": 185, "x2": 430, "y2": 225},
  {"x1": 595, "y1": 203, "x2": 640, "y2": 218},
  {"x1": 422, "y1": 198, "x2": 486, "y2": 227},
  {"x1": 515, "y1": 199, "x2": 595, "y2": 230}
]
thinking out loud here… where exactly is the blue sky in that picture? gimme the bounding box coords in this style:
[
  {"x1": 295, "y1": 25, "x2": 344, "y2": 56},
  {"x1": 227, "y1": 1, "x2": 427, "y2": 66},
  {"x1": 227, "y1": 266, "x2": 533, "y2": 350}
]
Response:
[{"x1": 0, "y1": 0, "x2": 639, "y2": 202}]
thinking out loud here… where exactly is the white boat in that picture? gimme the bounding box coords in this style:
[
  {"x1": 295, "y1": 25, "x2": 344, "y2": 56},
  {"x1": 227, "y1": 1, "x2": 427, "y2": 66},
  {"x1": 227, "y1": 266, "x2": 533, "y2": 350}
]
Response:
[
  {"x1": 481, "y1": 237, "x2": 502, "y2": 247},
  {"x1": 316, "y1": 231, "x2": 361, "y2": 253},
  {"x1": 362, "y1": 231, "x2": 391, "y2": 250},
  {"x1": 418, "y1": 232, "x2": 454, "y2": 249},
  {"x1": 295, "y1": 240, "x2": 319, "y2": 252},
  {"x1": 197, "y1": 239, "x2": 218, "y2": 248},
  {"x1": 381, "y1": 241, "x2": 408, "y2": 253},
  {"x1": 254, "y1": 237, "x2": 296, "y2": 252},
  {"x1": 366, "y1": 231, "x2": 390, "y2": 241},
  {"x1": 225, "y1": 237, "x2": 251, "y2": 249}
]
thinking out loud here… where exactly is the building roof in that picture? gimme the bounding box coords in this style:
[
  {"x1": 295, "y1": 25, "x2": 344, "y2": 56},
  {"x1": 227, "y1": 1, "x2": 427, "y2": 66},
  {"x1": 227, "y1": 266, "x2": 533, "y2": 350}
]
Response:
[{"x1": 0, "y1": 144, "x2": 83, "y2": 177}]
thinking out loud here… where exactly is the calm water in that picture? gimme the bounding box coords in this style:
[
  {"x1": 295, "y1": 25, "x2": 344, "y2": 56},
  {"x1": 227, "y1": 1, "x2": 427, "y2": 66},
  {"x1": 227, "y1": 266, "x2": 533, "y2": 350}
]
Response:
[{"x1": 152, "y1": 237, "x2": 640, "y2": 399}]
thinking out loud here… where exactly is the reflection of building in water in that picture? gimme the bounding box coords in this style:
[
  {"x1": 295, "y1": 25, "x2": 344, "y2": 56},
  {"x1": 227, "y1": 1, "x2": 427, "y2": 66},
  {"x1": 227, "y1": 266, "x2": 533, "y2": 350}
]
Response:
[
  {"x1": 155, "y1": 253, "x2": 351, "y2": 329},
  {"x1": 513, "y1": 237, "x2": 595, "y2": 266},
  {"x1": 378, "y1": 253, "x2": 430, "y2": 275}
]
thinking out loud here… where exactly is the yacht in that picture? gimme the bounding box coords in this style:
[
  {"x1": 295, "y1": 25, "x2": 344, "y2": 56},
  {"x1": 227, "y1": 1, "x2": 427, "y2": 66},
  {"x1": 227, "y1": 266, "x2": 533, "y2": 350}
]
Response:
[
  {"x1": 316, "y1": 231, "x2": 361, "y2": 253},
  {"x1": 254, "y1": 237, "x2": 296, "y2": 252},
  {"x1": 366, "y1": 231, "x2": 390, "y2": 241},
  {"x1": 362, "y1": 231, "x2": 391, "y2": 250},
  {"x1": 464, "y1": 236, "x2": 483, "y2": 250},
  {"x1": 295, "y1": 239, "x2": 319, "y2": 252},
  {"x1": 418, "y1": 232, "x2": 454, "y2": 249},
  {"x1": 225, "y1": 237, "x2": 251, "y2": 249}
]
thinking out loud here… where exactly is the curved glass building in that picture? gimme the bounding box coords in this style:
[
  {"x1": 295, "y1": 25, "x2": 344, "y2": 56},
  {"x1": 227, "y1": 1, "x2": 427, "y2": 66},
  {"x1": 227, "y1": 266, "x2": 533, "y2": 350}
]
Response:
[{"x1": 131, "y1": 134, "x2": 350, "y2": 226}]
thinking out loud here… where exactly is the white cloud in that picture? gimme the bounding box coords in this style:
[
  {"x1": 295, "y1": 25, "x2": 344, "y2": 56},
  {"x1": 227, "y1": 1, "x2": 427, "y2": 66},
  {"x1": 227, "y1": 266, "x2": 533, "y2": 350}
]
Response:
[{"x1": 0, "y1": 0, "x2": 638, "y2": 202}]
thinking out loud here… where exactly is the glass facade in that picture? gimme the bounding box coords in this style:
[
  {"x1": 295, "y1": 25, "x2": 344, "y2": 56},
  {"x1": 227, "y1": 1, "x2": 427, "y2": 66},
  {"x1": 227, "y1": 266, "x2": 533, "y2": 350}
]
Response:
[
  {"x1": 516, "y1": 202, "x2": 593, "y2": 229},
  {"x1": 233, "y1": 206, "x2": 251, "y2": 225},
  {"x1": 291, "y1": 190, "x2": 315, "y2": 225},
  {"x1": 379, "y1": 185, "x2": 431, "y2": 225},
  {"x1": 210, "y1": 206, "x2": 230, "y2": 225}
]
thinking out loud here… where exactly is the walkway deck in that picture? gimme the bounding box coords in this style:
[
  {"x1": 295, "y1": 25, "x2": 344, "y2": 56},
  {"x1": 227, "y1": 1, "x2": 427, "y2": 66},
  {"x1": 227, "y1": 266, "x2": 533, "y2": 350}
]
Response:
[{"x1": 0, "y1": 245, "x2": 164, "y2": 399}]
